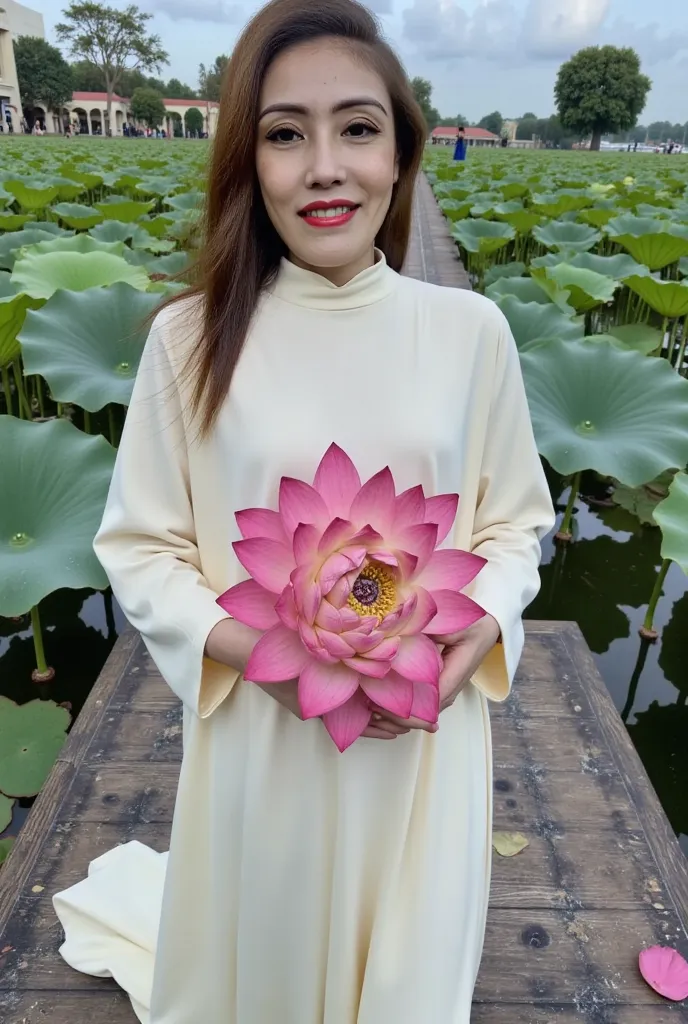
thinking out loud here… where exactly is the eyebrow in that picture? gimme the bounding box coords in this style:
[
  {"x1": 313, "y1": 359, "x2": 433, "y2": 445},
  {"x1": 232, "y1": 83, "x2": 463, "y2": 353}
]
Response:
[{"x1": 259, "y1": 97, "x2": 389, "y2": 120}]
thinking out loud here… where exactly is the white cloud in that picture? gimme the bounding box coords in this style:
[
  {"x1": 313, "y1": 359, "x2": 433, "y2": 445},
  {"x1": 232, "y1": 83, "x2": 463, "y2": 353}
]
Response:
[
  {"x1": 142, "y1": 0, "x2": 243, "y2": 22},
  {"x1": 600, "y1": 17, "x2": 688, "y2": 64},
  {"x1": 524, "y1": 0, "x2": 611, "y2": 58}
]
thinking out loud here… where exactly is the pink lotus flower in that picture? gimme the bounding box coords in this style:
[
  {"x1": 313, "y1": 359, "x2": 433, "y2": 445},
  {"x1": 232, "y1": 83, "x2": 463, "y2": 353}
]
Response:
[
  {"x1": 639, "y1": 946, "x2": 688, "y2": 1002},
  {"x1": 217, "y1": 444, "x2": 486, "y2": 751}
]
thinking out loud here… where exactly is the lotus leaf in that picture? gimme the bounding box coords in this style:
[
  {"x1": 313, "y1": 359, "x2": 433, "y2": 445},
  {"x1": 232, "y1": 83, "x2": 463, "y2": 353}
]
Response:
[
  {"x1": 605, "y1": 215, "x2": 688, "y2": 270},
  {"x1": 0, "y1": 212, "x2": 32, "y2": 231},
  {"x1": 486, "y1": 276, "x2": 574, "y2": 311},
  {"x1": 89, "y1": 221, "x2": 135, "y2": 244},
  {"x1": 124, "y1": 251, "x2": 191, "y2": 277},
  {"x1": 0, "y1": 277, "x2": 42, "y2": 367},
  {"x1": 11, "y1": 250, "x2": 150, "y2": 299},
  {"x1": 624, "y1": 276, "x2": 688, "y2": 318},
  {"x1": 0, "y1": 416, "x2": 116, "y2": 616},
  {"x1": 607, "y1": 324, "x2": 664, "y2": 356},
  {"x1": 164, "y1": 190, "x2": 204, "y2": 213},
  {"x1": 0, "y1": 697, "x2": 70, "y2": 797},
  {"x1": 533, "y1": 220, "x2": 601, "y2": 253},
  {"x1": 438, "y1": 199, "x2": 472, "y2": 222},
  {"x1": 499, "y1": 182, "x2": 529, "y2": 200},
  {"x1": 653, "y1": 472, "x2": 688, "y2": 574},
  {"x1": 532, "y1": 264, "x2": 619, "y2": 312},
  {"x1": 613, "y1": 477, "x2": 671, "y2": 526},
  {"x1": 567, "y1": 252, "x2": 648, "y2": 281},
  {"x1": 0, "y1": 837, "x2": 14, "y2": 866},
  {"x1": 578, "y1": 207, "x2": 618, "y2": 230},
  {"x1": 0, "y1": 793, "x2": 14, "y2": 832},
  {"x1": 0, "y1": 228, "x2": 67, "y2": 271},
  {"x1": 95, "y1": 196, "x2": 156, "y2": 223},
  {"x1": 19, "y1": 283, "x2": 162, "y2": 411},
  {"x1": 58, "y1": 166, "x2": 103, "y2": 190},
  {"x1": 24, "y1": 234, "x2": 125, "y2": 258},
  {"x1": 520, "y1": 339, "x2": 688, "y2": 486},
  {"x1": 135, "y1": 178, "x2": 176, "y2": 197},
  {"x1": 128, "y1": 227, "x2": 176, "y2": 253},
  {"x1": 532, "y1": 193, "x2": 592, "y2": 217},
  {"x1": 5, "y1": 181, "x2": 59, "y2": 211},
  {"x1": 451, "y1": 219, "x2": 515, "y2": 256},
  {"x1": 51, "y1": 202, "x2": 103, "y2": 230},
  {"x1": 484, "y1": 261, "x2": 526, "y2": 286},
  {"x1": 49, "y1": 177, "x2": 88, "y2": 202},
  {"x1": 499, "y1": 210, "x2": 542, "y2": 235},
  {"x1": 137, "y1": 215, "x2": 175, "y2": 239},
  {"x1": 493, "y1": 296, "x2": 584, "y2": 350}
]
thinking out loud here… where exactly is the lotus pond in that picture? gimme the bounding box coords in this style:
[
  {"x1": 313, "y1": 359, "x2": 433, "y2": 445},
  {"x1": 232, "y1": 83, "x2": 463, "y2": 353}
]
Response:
[{"x1": 0, "y1": 140, "x2": 686, "y2": 866}]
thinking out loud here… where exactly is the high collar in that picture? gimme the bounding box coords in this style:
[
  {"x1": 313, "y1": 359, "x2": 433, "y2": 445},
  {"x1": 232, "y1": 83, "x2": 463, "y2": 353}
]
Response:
[{"x1": 269, "y1": 248, "x2": 398, "y2": 310}]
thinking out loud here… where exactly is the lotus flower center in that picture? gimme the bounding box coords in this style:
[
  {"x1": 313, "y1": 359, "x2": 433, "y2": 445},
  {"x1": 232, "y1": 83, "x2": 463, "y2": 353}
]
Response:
[{"x1": 348, "y1": 562, "x2": 397, "y2": 620}]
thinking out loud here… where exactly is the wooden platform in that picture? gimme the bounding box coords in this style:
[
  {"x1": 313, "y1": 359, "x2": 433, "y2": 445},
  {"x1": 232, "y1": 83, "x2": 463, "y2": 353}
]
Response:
[{"x1": 1, "y1": 181, "x2": 687, "y2": 1021}]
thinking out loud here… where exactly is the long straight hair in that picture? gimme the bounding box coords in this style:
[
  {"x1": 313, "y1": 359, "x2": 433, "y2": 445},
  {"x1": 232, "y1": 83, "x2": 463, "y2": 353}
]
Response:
[{"x1": 172, "y1": 0, "x2": 427, "y2": 437}]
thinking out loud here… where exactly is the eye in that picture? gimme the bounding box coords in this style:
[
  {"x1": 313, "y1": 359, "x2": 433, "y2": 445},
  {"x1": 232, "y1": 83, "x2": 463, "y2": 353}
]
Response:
[
  {"x1": 266, "y1": 126, "x2": 303, "y2": 144},
  {"x1": 344, "y1": 120, "x2": 381, "y2": 139}
]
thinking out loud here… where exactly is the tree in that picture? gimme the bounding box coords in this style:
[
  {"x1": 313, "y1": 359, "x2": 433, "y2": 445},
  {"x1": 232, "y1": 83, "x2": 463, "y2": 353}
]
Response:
[
  {"x1": 437, "y1": 113, "x2": 470, "y2": 128},
  {"x1": 130, "y1": 86, "x2": 165, "y2": 128},
  {"x1": 13, "y1": 36, "x2": 73, "y2": 125},
  {"x1": 198, "y1": 54, "x2": 230, "y2": 103},
  {"x1": 521, "y1": 111, "x2": 537, "y2": 120},
  {"x1": 56, "y1": 2, "x2": 168, "y2": 135},
  {"x1": 516, "y1": 117, "x2": 539, "y2": 141},
  {"x1": 410, "y1": 76, "x2": 439, "y2": 133},
  {"x1": 555, "y1": 45, "x2": 651, "y2": 152},
  {"x1": 185, "y1": 106, "x2": 204, "y2": 136},
  {"x1": 166, "y1": 77, "x2": 196, "y2": 100},
  {"x1": 478, "y1": 111, "x2": 503, "y2": 136},
  {"x1": 646, "y1": 121, "x2": 673, "y2": 144}
]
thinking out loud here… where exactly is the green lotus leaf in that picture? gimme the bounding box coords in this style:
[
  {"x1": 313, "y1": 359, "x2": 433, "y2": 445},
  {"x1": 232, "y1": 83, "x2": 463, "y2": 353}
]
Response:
[
  {"x1": 499, "y1": 181, "x2": 529, "y2": 200},
  {"x1": 113, "y1": 171, "x2": 145, "y2": 190},
  {"x1": 438, "y1": 199, "x2": 472, "y2": 222},
  {"x1": 23, "y1": 234, "x2": 126, "y2": 258},
  {"x1": 567, "y1": 252, "x2": 649, "y2": 281},
  {"x1": 484, "y1": 261, "x2": 526, "y2": 287},
  {"x1": 89, "y1": 221, "x2": 135, "y2": 244},
  {"x1": 0, "y1": 698, "x2": 70, "y2": 797},
  {"x1": 135, "y1": 177, "x2": 176, "y2": 197},
  {"x1": 444, "y1": 186, "x2": 474, "y2": 201},
  {"x1": 128, "y1": 227, "x2": 176, "y2": 253},
  {"x1": 5, "y1": 181, "x2": 59, "y2": 211},
  {"x1": 0, "y1": 416, "x2": 116, "y2": 616},
  {"x1": 0, "y1": 793, "x2": 14, "y2": 832},
  {"x1": 451, "y1": 219, "x2": 515, "y2": 256},
  {"x1": 0, "y1": 278, "x2": 42, "y2": 368},
  {"x1": 136, "y1": 215, "x2": 175, "y2": 239},
  {"x1": 470, "y1": 198, "x2": 498, "y2": 219},
  {"x1": 635, "y1": 203, "x2": 671, "y2": 220},
  {"x1": 0, "y1": 837, "x2": 15, "y2": 866},
  {"x1": 58, "y1": 166, "x2": 103, "y2": 190},
  {"x1": 50, "y1": 177, "x2": 88, "y2": 202},
  {"x1": 486, "y1": 275, "x2": 574, "y2": 311},
  {"x1": 19, "y1": 283, "x2": 161, "y2": 411},
  {"x1": 493, "y1": 296, "x2": 584, "y2": 350},
  {"x1": 124, "y1": 251, "x2": 191, "y2": 277},
  {"x1": 679, "y1": 257, "x2": 688, "y2": 278},
  {"x1": 164, "y1": 190, "x2": 204, "y2": 213},
  {"x1": 530, "y1": 251, "x2": 575, "y2": 269},
  {"x1": 0, "y1": 187, "x2": 12, "y2": 210},
  {"x1": 532, "y1": 264, "x2": 619, "y2": 312},
  {"x1": 95, "y1": 195, "x2": 156, "y2": 223},
  {"x1": 0, "y1": 212, "x2": 33, "y2": 231},
  {"x1": 607, "y1": 323, "x2": 664, "y2": 356},
  {"x1": 605, "y1": 215, "x2": 688, "y2": 270},
  {"x1": 25, "y1": 221, "x2": 66, "y2": 236},
  {"x1": 532, "y1": 193, "x2": 593, "y2": 217},
  {"x1": 137, "y1": 158, "x2": 168, "y2": 171},
  {"x1": 613, "y1": 481, "x2": 667, "y2": 526},
  {"x1": 0, "y1": 229, "x2": 66, "y2": 271},
  {"x1": 578, "y1": 208, "x2": 618, "y2": 230},
  {"x1": 624, "y1": 276, "x2": 688, "y2": 318},
  {"x1": 533, "y1": 220, "x2": 602, "y2": 253},
  {"x1": 520, "y1": 339, "x2": 688, "y2": 486},
  {"x1": 500, "y1": 209, "x2": 543, "y2": 235},
  {"x1": 11, "y1": 250, "x2": 150, "y2": 299},
  {"x1": 653, "y1": 472, "x2": 688, "y2": 573},
  {"x1": 51, "y1": 202, "x2": 103, "y2": 230}
]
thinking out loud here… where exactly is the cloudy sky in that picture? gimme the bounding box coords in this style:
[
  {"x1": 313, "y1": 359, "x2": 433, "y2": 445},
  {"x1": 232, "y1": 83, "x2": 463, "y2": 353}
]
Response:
[{"x1": 30, "y1": 0, "x2": 688, "y2": 123}]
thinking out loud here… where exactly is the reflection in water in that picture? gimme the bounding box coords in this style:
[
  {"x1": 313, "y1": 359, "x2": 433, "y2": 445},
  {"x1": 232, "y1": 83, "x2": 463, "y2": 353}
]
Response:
[
  {"x1": 1, "y1": 472, "x2": 686, "y2": 855},
  {"x1": 527, "y1": 471, "x2": 688, "y2": 856}
]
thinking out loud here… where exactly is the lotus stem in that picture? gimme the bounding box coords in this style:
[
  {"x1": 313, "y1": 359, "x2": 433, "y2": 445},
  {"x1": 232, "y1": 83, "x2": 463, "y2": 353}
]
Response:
[
  {"x1": 84, "y1": 409, "x2": 91, "y2": 433},
  {"x1": 108, "y1": 404, "x2": 118, "y2": 447},
  {"x1": 675, "y1": 330, "x2": 687, "y2": 375},
  {"x1": 661, "y1": 317, "x2": 669, "y2": 355},
  {"x1": 29, "y1": 605, "x2": 53, "y2": 681},
  {"x1": 556, "y1": 471, "x2": 581, "y2": 543},
  {"x1": 620, "y1": 638, "x2": 651, "y2": 723},
  {"x1": 36, "y1": 376, "x2": 45, "y2": 418},
  {"x1": 57, "y1": 402, "x2": 64, "y2": 418},
  {"x1": 2, "y1": 365, "x2": 12, "y2": 415},
  {"x1": 668, "y1": 318, "x2": 680, "y2": 362},
  {"x1": 13, "y1": 359, "x2": 31, "y2": 419},
  {"x1": 639, "y1": 558, "x2": 671, "y2": 641}
]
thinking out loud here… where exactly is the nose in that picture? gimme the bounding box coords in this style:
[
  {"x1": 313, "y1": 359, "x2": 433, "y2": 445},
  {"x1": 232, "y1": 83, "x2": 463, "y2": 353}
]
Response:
[{"x1": 304, "y1": 131, "x2": 347, "y2": 189}]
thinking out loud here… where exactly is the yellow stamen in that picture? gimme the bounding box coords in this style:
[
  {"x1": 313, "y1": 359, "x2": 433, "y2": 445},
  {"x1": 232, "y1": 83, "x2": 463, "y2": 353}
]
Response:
[{"x1": 347, "y1": 562, "x2": 397, "y2": 621}]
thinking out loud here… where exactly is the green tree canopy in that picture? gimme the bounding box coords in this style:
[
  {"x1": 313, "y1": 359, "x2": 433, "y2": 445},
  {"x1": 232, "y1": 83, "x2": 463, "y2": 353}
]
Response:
[
  {"x1": 478, "y1": 111, "x2": 503, "y2": 136},
  {"x1": 198, "y1": 54, "x2": 229, "y2": 102},
  {"x1": 13, "y1": 36, "x2": 73, "y2": 120},
  {"x1": 184, "y1": 106, "x2": 204, "y2": 135},
  {"x1": 166, "y1": 77, "x2": 196, "y2": 99},
  {"x1": 555, "y1": 45, "x2": 651, "y2": 151},
  {"x1": 130, "y1": 86, "x2": 165, "y2": 128},
  {"x1": 410, "y1": 76, "x2": 439, "y2": 133},
  {"x1": 516, "y1": 116, "x2": 538, "y2": 141},
  {"x1": 437, "y1": 113, "x2": 470, "y2": 128},
  {"x1": 56, "y1": 3, "x2": 168, "y2": 134}
]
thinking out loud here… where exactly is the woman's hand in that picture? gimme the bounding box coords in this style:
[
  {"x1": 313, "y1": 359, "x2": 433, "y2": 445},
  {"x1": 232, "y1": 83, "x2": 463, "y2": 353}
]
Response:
[{"x1": 432, "y1": 613, "x2": 501, "y2": 711}]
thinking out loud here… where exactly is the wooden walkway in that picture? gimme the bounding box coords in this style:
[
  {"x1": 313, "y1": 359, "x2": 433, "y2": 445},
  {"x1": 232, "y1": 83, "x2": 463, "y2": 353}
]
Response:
[{"x1": 1, "y1": 181, "x2": 687, "y2": 1023}]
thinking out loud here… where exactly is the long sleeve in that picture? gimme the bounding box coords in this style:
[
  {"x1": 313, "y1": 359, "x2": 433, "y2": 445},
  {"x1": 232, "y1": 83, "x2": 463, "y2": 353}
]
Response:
[
  {"x1": 467, "y1": 312, "x2": 556, "y2": 701},
  {"x1": 93, "y1": 309, "x2": 237, "y2": 718}
]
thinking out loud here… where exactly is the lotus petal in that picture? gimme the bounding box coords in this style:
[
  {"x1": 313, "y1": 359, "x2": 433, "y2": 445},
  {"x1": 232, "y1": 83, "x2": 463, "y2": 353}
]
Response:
[
  {"x1": 349, "y1": 467, "x2": 396, "y2": 534},
  {"x1": 245, "y1": 624, "x2": 309, "y2": 682},
  {"x1": 313, "y1": 443, "x2": 361, "y2": 518},
  {"x1": 236, "y1": 508, "x2": 288, "y2": 543},
  {"x1": 393, "y1": 635, "x2": 442, "y2": 685},
  {"x1": 417, "y1": 548, "x2": 487, "y2": 592},
  {"x1": 393, "y1": 485, "x2": 426, "y2": 531},
  {"x1": 639, "y1": 946, "x2": 688, "y2": 1002},
  {"x1": 409, "y1": 681, "x2": 440, "y2": 723},
  {"x1": 424, "y1": 493, "x2": 459, "y2": 544},
  {"x1": 427, "y1": 591, "x2": 486, "y2": 635},
  {"x1": 360, "y1": 672, "x2": 413, "y2": 718},
  {"x1": 216, "y1": 579, "x2": 278, "y2": 630},
  {"x1": 298, "y1": 661, "x2": 360, "y2": 718},
  {"x1": 233, "y1": 537, "x2": 294, "y2": 594},
  {"x1": 275, "y1": 587, "x2": 299, "y2": 630},
  {"x1": 322, "y1": 689, "x2": 373, "y2": 752},
  {"x1": 279, "y1": 477, "x2": 329, "y2": 537}
]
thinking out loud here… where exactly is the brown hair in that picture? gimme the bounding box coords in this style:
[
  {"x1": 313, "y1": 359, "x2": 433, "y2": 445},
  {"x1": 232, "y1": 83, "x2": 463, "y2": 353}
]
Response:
[{"x1": 173, "y1": 0, "x2": 427, "y2": 437}]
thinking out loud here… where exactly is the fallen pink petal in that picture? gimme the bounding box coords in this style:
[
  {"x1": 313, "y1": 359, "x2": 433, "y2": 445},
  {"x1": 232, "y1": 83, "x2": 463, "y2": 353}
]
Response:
[
  {"x1": 218, "y1": 443, "x2": 488, "y2": 750},
  {"x1": 639, "y1": 945, "x2": 688, "y2": 1002}
]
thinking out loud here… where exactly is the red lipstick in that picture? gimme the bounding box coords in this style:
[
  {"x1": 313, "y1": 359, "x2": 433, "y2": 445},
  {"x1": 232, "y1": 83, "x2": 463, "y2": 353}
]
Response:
[{"x1": 298, "y1": 199, "x2": 360, "y2": 228}]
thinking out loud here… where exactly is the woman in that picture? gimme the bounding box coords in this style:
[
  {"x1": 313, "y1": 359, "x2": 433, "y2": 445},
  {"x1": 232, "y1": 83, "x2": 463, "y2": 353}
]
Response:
[
  {"x1": 53, "y1": 0, "x2": 554, "y2": 1021},
  {"x1": 453, "y1": 123, "x2": 467, "y2": 161}
]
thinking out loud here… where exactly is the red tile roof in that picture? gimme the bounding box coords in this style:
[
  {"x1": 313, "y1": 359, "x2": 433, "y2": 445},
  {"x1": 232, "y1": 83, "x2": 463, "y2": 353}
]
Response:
[{"x1": 431, "y1": 126, "x2": 500, "y2": 140}]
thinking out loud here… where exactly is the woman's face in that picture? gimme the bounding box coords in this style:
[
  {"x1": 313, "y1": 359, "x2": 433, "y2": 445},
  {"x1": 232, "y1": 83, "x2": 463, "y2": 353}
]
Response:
[{"x1": 256, "y1": 38, "x2": 398, "y2": 285}]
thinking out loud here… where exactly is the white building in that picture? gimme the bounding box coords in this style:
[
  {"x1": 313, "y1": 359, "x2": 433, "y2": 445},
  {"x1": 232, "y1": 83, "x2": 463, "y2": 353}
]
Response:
[
  {"x1": 0, "y1": 0, "x2": 44, "y2": 132},
  {"x1": 63, "y1": 92, "x2": 220, "y2": 137}
]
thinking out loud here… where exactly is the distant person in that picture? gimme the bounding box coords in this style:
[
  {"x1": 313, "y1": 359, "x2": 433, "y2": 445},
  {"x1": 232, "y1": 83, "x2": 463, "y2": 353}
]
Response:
[
  {"x1": 634, "y1": 141, "x2": 638, "y2": 152},
  {"x1": 453, "y1": 123, "x2": 467, "y2": 162}
]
